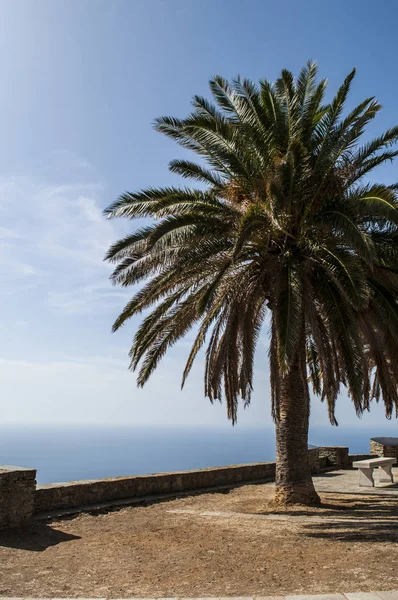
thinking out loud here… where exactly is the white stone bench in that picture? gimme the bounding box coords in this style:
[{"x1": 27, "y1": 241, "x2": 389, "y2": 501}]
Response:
[{"x1": 352, "y1": 457, "x2": 396, "y2": 487}]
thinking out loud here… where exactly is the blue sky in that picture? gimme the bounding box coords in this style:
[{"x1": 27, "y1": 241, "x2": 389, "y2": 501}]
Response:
[{"x1": 2, "y1": 0, "x2": 398, "y2": 433}]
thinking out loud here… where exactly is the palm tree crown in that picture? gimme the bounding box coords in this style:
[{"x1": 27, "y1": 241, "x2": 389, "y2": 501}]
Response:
[{"x1": 105, "y1": 62, "x2": 398, "y2": 427}]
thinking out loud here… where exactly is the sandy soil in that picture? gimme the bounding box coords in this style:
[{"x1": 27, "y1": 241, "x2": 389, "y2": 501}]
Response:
[{"x1": 1, "y1": 482, "x2": 398, "y2": 598}]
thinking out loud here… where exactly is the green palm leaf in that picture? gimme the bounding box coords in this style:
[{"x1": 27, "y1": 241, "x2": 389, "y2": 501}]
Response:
[{"x1": 105, "y1": 63, "x2": 398, "y2": 505}]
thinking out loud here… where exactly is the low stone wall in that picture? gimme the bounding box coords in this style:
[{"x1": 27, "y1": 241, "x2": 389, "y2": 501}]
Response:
[
  {"x1": 317, "y1": 447, "x2": 374, "y2": 468},
  {"x1": 318, "y1": 446, "x2": 350, "y2": 468},
  {"x1": 371, "y1": 439, "x2": 382, "y2": 456},
  {"x1": 34, "y1": 462, "x2": 276, "y2": 513},
  {"x1": 0, "y1": 444, "x2": 373, "y2": 526},
  {"x1": 349, "y1": 453, "x2": 374, "y2": 463},
  {"x1": 35, "y1": 449, "x2": 321, "y2": 514},
  {"x1": 370, "y1": 438, "x2": 398, "y2": 460},
  {"x1": 308, "y1": 447, "x2": 320, "y2": 473},
  {"x1": 0, "y1": 466, "x2": 37, "y2": 528}
]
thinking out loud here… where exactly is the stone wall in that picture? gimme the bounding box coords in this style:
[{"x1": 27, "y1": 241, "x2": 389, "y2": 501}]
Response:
[
  {"x1": 0, "y1": 445, "x2": 372, "y2": 524},
  {"x1": 370, "y1": 439, "x2": 398, "y2": 459},
  {"x1": 349, "y1": 453, "x2": 374, "y2": 463},
  {"x1": 371, "y1": 440, "x2": 384, "y2": 456},
  {"x1": 318, "y1": 448, "x2": 373, "y2": 468},
  {"x1": 35, "y1": 450, "x2": 323, "y2": 514},
  {"x1": 308, "y1": 447, "x2": 320, "y2": 473},
  {"x1": 34, "y1": 462, "x2": 277, "y2": 513},
  {"x1": 318, "y1": 446, "x2": 350, "y2": 468},
  {"x1": 0, "y1": 466, "x2": 37, "y2": 528}
]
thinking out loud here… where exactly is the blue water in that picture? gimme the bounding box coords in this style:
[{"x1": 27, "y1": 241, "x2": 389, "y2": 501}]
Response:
[{"x1": 0, "y1": 424, "x2": 395, "y2": 484}]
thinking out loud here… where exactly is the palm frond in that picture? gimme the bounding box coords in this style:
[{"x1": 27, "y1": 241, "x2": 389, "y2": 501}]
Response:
[{"x1": 104, "y1": 62, "x2": 398, "y2": 426}]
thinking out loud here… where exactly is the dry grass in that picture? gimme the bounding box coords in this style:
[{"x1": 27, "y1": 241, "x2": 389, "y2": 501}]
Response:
[{"x1": 1, "y1": 481, "x2": 398, "y2": 598}]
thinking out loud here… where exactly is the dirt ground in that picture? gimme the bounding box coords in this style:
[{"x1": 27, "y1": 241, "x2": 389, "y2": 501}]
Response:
[{"x1": 1, "y1": 481, "x2": 398, "y2": 598}]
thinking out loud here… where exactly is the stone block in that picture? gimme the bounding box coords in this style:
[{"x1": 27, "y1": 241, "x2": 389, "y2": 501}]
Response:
[
  {"x1": 309, "y1": 447, "x2": 321, "y2": 473},
  {"x1": 0, "y1": 465, "x2": 37, "y2": 528},
  {"x1": 370, "y1": 438, "x2": 398, "y2": 460},
  {"x1": 318, "y1": 446, "x2": 350, "y2": 467}
]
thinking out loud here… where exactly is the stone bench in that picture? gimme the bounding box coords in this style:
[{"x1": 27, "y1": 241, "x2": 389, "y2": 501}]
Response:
[{"x1": 352, "y1": 457, "x2": 396, "y2": 487}]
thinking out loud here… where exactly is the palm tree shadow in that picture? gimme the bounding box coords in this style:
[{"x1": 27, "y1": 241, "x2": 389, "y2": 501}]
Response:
[
  {"x1": 288, "y1": 495, "x2": 398, "y2": 543},
  {"x1": 0, "y1": 522, "x2": 80, "y2": 551},
  {"x1": 302, "y1": 519, "x2": 398, "y2": 543},
  {"x1": 255, "y1": 494, "x2": 398, "y2": 522}
]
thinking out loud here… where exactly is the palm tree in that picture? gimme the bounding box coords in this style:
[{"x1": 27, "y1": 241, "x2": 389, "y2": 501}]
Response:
[{"x1": 104, "y1": 63, "x2": 398, "y2": 505}]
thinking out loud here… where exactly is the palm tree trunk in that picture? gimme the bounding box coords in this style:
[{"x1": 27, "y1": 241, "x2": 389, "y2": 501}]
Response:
[{"x1": 274, "y1": 348, "x2": 320, "y2": 505}]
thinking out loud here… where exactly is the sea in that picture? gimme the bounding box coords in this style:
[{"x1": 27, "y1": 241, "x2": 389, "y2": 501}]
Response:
[{"x1": 0, "y1": 424, "x2": 396, "y2": 484}]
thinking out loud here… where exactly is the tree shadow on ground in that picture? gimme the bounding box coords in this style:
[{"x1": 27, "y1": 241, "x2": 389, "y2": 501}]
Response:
[
  {"x1": 254, "y1": 494, "x2": 398, "y2": 543},
  {"x1": 302, "y1": 519, "x2": 398, "y2": 543},
  {"x1": 255, "y1": 494, "x2": 398, "y2": 519},
  {"x1": 0, "y1": 522, "x2": 81, "y2": 551}
]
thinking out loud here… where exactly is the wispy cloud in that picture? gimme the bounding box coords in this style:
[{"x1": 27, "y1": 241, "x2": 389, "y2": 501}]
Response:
[
  {"x1": 0, "y1": 175, "x2": 128, "y2": 313},
  {"x1": 0, "y1": 354, "x2": 245, "y2": 426},
  {"x1": 48, "y1": 282, "x2": 131, "y2": 314},
  {"x1": 43, "y1": 149, "x2": 94, "y2": 171},
  {"x1": 0, "y1": 225, "x2": 24, "y2": 240}
]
